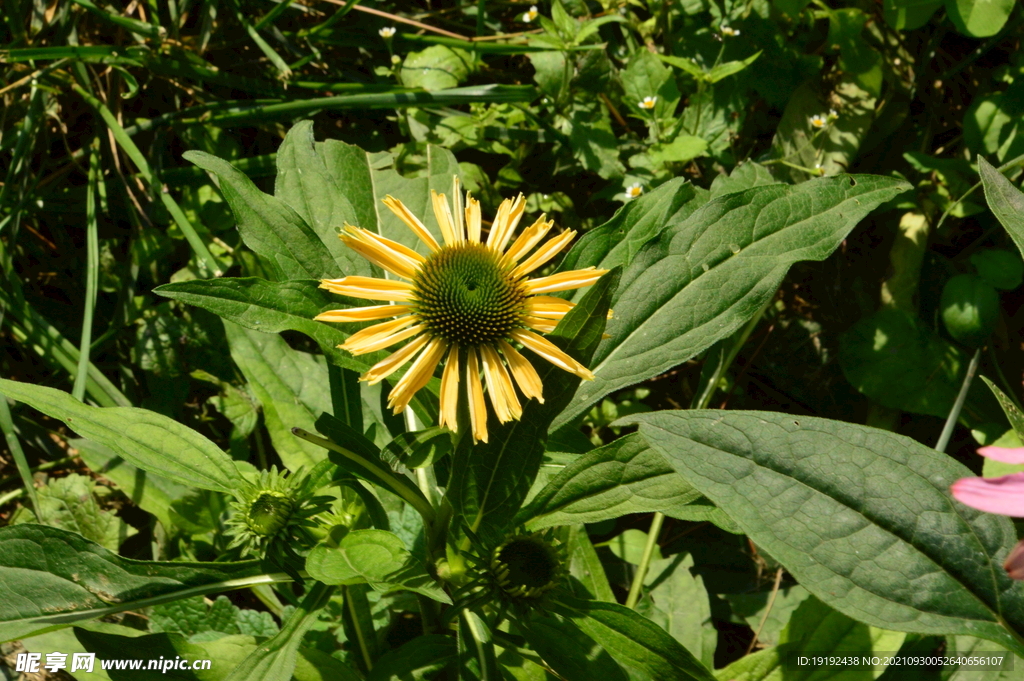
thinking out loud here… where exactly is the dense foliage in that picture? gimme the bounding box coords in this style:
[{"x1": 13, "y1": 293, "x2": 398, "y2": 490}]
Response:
[{"x1": 3, "y1": 0, "x2": 1024, "y2": 679}]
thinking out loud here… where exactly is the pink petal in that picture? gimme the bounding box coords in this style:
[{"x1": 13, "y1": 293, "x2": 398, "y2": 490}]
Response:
[
  {"x1": 951, "y1": 473, "x2": 1024, "y2": 517},
  {"x1": 977, "y1": 446, "x2": 1024, "y2": 464},
  {"x1": 1006, "y1": 539, "x2": 1024, "y2": 580}
]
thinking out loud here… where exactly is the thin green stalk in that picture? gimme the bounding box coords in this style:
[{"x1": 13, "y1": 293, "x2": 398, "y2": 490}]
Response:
[
  {"x1": 0, "y1": 398, "x2": 38, "y2": 519},
  {"x1": 935, "y1": 347, "x2": 982, "y2": 453},
  {"x1": 625, "y1": 511, "x2": 664, "y2": 609},
  {"x1": 693, "y1": 295, "x2": 774, "y2": 410},
  {"x1": 70, "y1": 83, "x2": 223, "y2": 276},
  {"x1": 226, "y1": 0, "x2": 292, "y2": 77},
  {"x1": 0, "y1": 486, "x2": 26, "y2": 509},
  {"x1": 345, "y1": 585, "x2": 374, "y2": 671},
  {"x1": 73, "y1": 138, "x2": 101, "y2": 402},
  {"x1": 934, "y1": 152, "x2": 1024, "y2": 236}
]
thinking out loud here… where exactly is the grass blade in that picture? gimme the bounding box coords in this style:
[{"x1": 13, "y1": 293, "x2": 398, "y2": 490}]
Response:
[{"x1": 73, "y1": 138, "x2": 101, "y2": 402}]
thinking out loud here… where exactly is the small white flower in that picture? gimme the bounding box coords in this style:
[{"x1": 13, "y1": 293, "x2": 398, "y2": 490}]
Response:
[
  {"x1": 721, "y1": 24, "x2": 740, "y2": 37},
  {"x1": 638, "y1": 96, "x2": 657, "y2": 110},
  {"x1": 815, "y1": 163, "x2": 825, "y2": 176},
  {"x1": 523, "y1": 5, "x2": 539, "y2": 22},
  {"x1": 379, "y1": 26, "x2": 396, "y2": 38},
  {"x1": 809, "y1": 114, "x2": 828, "y2": 129},
  {"x1": 391, "y1": 54, "x2": 401, "y2": 65},
  {"x1": 828, "y1": 108, "x2": 839, "y2": 120},
  {"x1": 625, "y1": 183, "x2": 643, "y2": 199}
]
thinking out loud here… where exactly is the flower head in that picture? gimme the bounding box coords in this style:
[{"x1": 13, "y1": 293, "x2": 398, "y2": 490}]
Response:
[
  {"x1": 316, "y1": 178, "x2": 607, "y2": 443},
  {"x1": 828, "y1": 108, "x2": 839, "y2": 120},
  {"x1": 625, "y1": 182, "x2": 643, "y2": 199},
  {"x1": 379, "y1": 26, "x2": 396, "y2": 38},
  {"x1": 523, "y1": 5, "x2": 539, "y2": 22},
  {"x1": 721, "y1": 24, "x2": 740, "y2": 37},
  {"x1": 809, "y1": 114, "x2": 828, "y2": 129},
  {"x1": 638, "y1": 96, "x2": 657, "y2": 110},
  {"x1": 225, "y1": 466, "x2": 334, "y2": 557},
  {"x1": 951, "y1": 445, "x2": 1024, "y2": 579}
]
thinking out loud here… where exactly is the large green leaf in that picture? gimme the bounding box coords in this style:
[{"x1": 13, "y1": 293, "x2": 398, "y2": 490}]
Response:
[
  {"x1": 305, "y1": 529, "x2": 450, "y2": 603},
  {"x1": 553, "y1": 175, "x2": 910, "y2": 430},
  {"x1": 559, "y1": 178, "x2": 708, "y2": 274},
  {"x1": 367, "y1": 635, "x2": 457, "y2": 681},
  {"x1": 517, "y1": 433, "x2": 701, "y2": 530},
  {"x1": 183, "y1": 150, "x2": 338, "y2": 281},
  {"x1": 945, "y1": 0, "x2": 1014, "y2": 37},
  {"x1": 715, "y1": 595, "x2": 906, "y2": 681},
  {"x1": 273, "y1": 121, "x2": 372, "y2": 278},
  {"x1": 520, "y1": 614, "x2": 630, "y2": 681},
  {"x1": 0, "y1": 525, "x2": 276, "y2": 643},
  {"x1": 447, "y1": 270, "x2": 615, "y2": 539},
  {"x1": 154, "y1": 278, "x2": 373, "y2": 375},
  {"x1": 556, "y1": 597, "x2": 717, "y2": 681},
  {"x1": 637, "y1": 553, "x2": 716, "y2": 669},
  {"x1": 626, "y1": 410, "x2": 1024, "y2": 656},
  {"x1": 0, "y1": 379, "x2": 241, "y2": 495},
  {"x1": 979, "y1": 156, "x2": 1024, "y2": 261},
  {"x1": 224, "y1": 321, "x2": 331, "y2": 471}
]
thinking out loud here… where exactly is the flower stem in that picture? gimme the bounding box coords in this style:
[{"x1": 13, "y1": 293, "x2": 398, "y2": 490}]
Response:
[
  {"x1": 625, "y1": 511, "x2": 665, "y2": 609},
  {"x1": 935, "y1": 347, "x2": 982, "y2": 453}
]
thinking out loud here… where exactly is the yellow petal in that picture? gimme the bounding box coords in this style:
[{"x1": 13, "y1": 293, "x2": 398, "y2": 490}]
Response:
[
  {"x1": 361, "y1": 334, "x2": 430, "y2": 384},
  {"x1": 388, "y1": 337, "x2": 447, "y2": 413},
  {"x1": 511, "y1": 328, "x2": 594, "y2": 380},
  {"x1": 382, "y1": 195, "x2": 440, "y2": 252},
  {"x1": 525, "y1": 296, "x2": 574, "y2": 318},
  {"x1": 466, "y1": 348, "x2": 489, "y2": 443},
  {"x1": 439, "y1": 344, "x2": 460, "y2": 431},
  {"x1": 452, "y1": 177, "x2": 466, "y2": 242},
  {"x1": 466, "y1": 195, "x2": 482, "y2": 243},
  {"x1": 512, "y1": 229, "x2": 576, "y2": 278},
  {"x1": 340, "y1": 234, "x2": 419, "y2": 279},
  {"x1": 480, "y1": 344, "x2": 521, "y2": 421},
  {"x1": 349, "y1": 226, "x2": 426, "y2": 265},
  {"x1": 523, "y1": 316, "x2": 558, "y2": 333},
  {"x1": 498, "y1": 340, "x2": 544, "y2": 403},
  {"x1": 432, "y1": 190, "x2": 460, "y2": 246},
  {"x1": 486, "y1": 194, "x2": 526, "y2": 254},
  {"x1": 502, "y1": 215, "x2": 553, "y2": 266},
  {"x1": 320, "y1": 276, "x2": 416, "y2": 302},
  {"x1": 343, "y1": 322, "x2": 425, "y2": 355},
  {"x1": 315, "y1": 304, "x2": 411, "y2": 323},
  {"x1": 522, "y1": 268, "x2": 608, "y2": 296}
]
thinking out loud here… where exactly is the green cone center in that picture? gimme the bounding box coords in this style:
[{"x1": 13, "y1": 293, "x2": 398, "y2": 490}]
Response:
[
  {"x1": 246, "y1": 491, "x2": 294, "y2": 536},
  {"x1": 412, "y1": 242, "x2": 525, "y2": 346},
  {"x1": 495, "y1": 537, "x2": 558, "y2": 590}
]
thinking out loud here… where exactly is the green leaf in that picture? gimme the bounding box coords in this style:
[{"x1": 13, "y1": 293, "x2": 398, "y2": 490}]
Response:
[
  {"x1": 716, "y1": 595, "x2": 906, "y2": 681},
  {"x1": 520, "y1": 614, "x2": 630, "y2": 681},
  {"x1": 648, "y1": 136, "x2": 709, "y2": 166},
  {"x1": 448, "y1": 270, "x2": 616, "y2": 538},
  {"x1": 883, "y1": 0, "x2": 942, "y2": 30},
  {"x1": 658, "y1": 54, "x2": 708, "y2": 81},
  {"x1": 622, "y1": 51, "x2": 681, "y2": 119},
  {"x1": 567, "y1": 110, "x2": 625, "y2": 179},
  {"x1": 945, "y1": 0, "x2": 1014, "y2": 37},
  {"x1": 707, "y1": 51, "x2": 762, "y2": 84},
  {"x1": 980, "y1": 156, "x2": 1024, "y2": 261},
  {"x1": 607, "y1": 528, "x2": 662, "y2": 565},
  {"x1": 305, "y1": 529, "x2": 450, "y2": 602},
  {"x1": 10, "y1": 473, "x2": 132, "y2": 551},
  {"x1": 518, "y1": 433, "x2": 701, "y2": 530},
  {"x1": 0, "y1": 378, "x2": 241, "y2": 495},
  {"x1": 553, "y1": 175, "x2": 910, "y2": 431},
  {"x1": 150, "y1": 595, "x2": 278, "y2": 639},
  {"x1": 402, "y1": 46, "x2": 473, "y2": 91},
  {"x1": 223, "y1": 583, "x2": 336, "y2": 681},
  {"x1": 981, "y1": 376, "x2": 1024, "y2": 443},
  {"x1": 557, "y1": 597, "x2": 717, "y2": 681},
  {"x1": 971, "y1": 249, "x2": 1023, "y2": 290},
  {"x1": 224, "y1": 321, "x2": 330, "y2": 471},
  {"x1": 0, "y1": 525, "x2": 274, "y2": 643},
  {"x1": 382, "y1": 426, "x2": 452, "y2": 470},
  {"x1": 637, "y1": 553, "x2": 716, "y2": 669},
  {"x1": 566, "y1": 525, "x2": 616, "y2": 602},
  {"x1": 560, "y1": 179, "x2": 708, "y2": 273},
  {"x1": 367, "y1": 635, "x2": 457, "y2": 681},
  {"x1": 183, "y1": 150, "x2": 338, "y2": 281},
  {"x1": 726, "y1": 585, "x2": 812, "y2": 648},
  {"x1": 964, "y1": 94, "x2": 1024, "y2": 163},
  {"x1": 827, "y1": 10, "x2": 882, "y2": 96},
  {"x1": 625, "y1": 410, "x2": 1024, "y2": 656},
  {"x1": 20, "y1": 621, "x2": 145, "y2": 681},
  {"x1": 529, "y1": 51, "x2": 570, "y2": 102},
  {"x1": 273, "y1": 121, "x2": 373, "y2": 278},
  {"x1": 839, "y1": 308, "x2": 998, "y2": 422},
  {"x1": 155, "y1": 278, "x2": 372, "y2": 374}
]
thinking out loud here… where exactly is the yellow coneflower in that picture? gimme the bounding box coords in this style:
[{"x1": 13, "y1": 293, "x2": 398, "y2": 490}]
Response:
[{"x1": 315, "y1": 178, "x2": 608, "y2": 444}]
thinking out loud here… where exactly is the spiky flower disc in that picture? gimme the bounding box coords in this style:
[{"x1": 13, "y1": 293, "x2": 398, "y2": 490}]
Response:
[
  {"x1": 225, "y1": 466, "x2": 333, "y2": 557},
  {"x1": 315, "y1": 177, "x2": 609, "y2": 443},
  {"x1": 490, "y1": 532, "x2": 565, "y2": 600}
]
